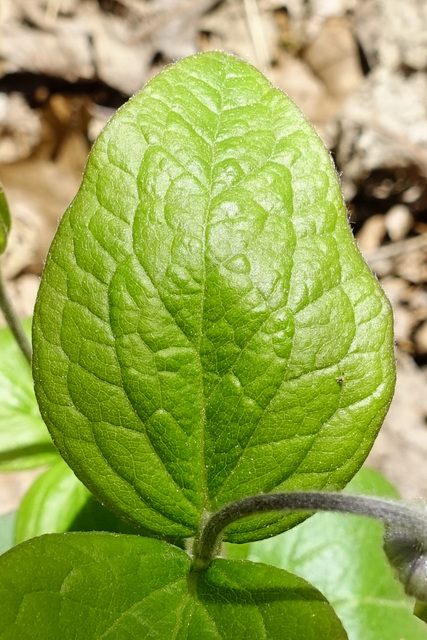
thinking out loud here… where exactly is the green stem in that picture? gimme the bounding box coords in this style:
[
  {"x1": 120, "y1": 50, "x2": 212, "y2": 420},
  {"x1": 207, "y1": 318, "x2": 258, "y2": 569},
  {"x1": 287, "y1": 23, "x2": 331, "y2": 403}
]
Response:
[
  {"x1": 0, "y1": 268, "x2": 32, "y2": 364},
  {"x1": 192, "y1": 491, "x2": 427, "y2": 571}
]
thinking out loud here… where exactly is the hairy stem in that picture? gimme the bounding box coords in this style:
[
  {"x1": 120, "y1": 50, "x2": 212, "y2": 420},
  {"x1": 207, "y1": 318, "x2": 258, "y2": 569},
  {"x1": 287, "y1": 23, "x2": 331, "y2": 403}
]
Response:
[
  {"x1": 0, "y1": 268, "x2": 32, "y2": 364},
  {"x1": 192, "y1": 491, "x2": 427, "y2": 571}
]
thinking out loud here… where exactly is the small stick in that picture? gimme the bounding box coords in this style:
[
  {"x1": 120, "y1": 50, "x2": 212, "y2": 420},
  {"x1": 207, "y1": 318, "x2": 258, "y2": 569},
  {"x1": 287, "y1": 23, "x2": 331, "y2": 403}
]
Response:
[
  {"x1": 0, "y1": 269, "x2": 32, "y2": 365},
  {"x1": 243, "y1": 0, "x2": 270, "y2": 71}
]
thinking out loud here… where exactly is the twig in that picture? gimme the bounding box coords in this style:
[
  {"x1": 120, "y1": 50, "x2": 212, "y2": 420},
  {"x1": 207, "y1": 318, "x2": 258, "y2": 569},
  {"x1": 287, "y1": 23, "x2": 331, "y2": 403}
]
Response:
[
  {"x1": 243, "y1": 0, "x2": 270, "y2": 70},
  {"x1": 0, "y1": 268, "x2": 32, "y2": 365},
  {"x1": 364, "y1": 232, "x2": 427, "y2": 265}
]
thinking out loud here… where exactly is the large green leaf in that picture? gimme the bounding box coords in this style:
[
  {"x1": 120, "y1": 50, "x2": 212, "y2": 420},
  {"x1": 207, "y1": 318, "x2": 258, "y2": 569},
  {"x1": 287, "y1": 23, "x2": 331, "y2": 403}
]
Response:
[
  {"x1": 226, "y1": 468, "x2": 427, "y2": 640},
  {"x1": 32, "y1": 51, "x2": 395, "y2": 542},
  {"x1": 15, "y1": 459, "x2": 154, "y2": 543},
  {"x1": 0, "y1": 320, "x2": 57, "y2": 470},
  {"x1": 0, "y1": 532, "x2": 347, "y2": 639},
  {"x1": 0, "y1": 183, "x2": 10, "y2": 255}
]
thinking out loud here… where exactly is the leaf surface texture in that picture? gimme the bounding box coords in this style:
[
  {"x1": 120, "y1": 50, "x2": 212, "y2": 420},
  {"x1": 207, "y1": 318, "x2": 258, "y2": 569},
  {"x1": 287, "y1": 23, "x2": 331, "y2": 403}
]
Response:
[
  {"x1": 33, "y1": 52, "x2": 395, "y2": 541},
  {"x1": 0, "y1": 533, "x2": 347, "y2": 639}
]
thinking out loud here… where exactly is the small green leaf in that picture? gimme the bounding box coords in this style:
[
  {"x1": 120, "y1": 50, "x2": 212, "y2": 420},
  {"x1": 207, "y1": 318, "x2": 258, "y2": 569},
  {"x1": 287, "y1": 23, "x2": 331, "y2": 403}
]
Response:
[
  {"x1": 0, "y1": 320, "x2": 57, "y2": 470},
  {"x1": 0, "y1": 532, "x2": 347, "y2": 639},
  {"x1": 226, "y1": 468, "x2": 427, "y2": 640},
  {"x1": 15, "y1": 458, "x2": 154, "y2": 543},
  {"x1": 0, "y1": 184, "x2": 10, "y2": 255},
  {"x1": 0, "y1": 512, "x2": 16, "y2": 555},
  {"x1": 15, "y1": 459, "x2": 91, "y2": 543},
  {"x1": 69, "y1": 494, "x2": 150, "y2": 537},
  {"x1": 33, "y1": 51, "x2": 395, "y2": 541}
]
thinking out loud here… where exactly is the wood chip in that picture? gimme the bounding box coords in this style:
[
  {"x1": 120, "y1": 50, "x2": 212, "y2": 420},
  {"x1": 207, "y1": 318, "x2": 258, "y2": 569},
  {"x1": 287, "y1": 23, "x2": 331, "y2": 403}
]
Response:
[
  {"x1": 385, "y1": 204, "x2": 413, "y2": 241},
  {"x1": 356, "y1": 214, "x2": 386, "y2": 252}
]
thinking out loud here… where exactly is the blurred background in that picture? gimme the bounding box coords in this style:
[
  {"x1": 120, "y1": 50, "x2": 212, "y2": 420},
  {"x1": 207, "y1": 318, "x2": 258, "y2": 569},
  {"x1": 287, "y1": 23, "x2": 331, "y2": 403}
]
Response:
[{"x1": 1, "y1": 0, "x2": 427, "y2": 508}]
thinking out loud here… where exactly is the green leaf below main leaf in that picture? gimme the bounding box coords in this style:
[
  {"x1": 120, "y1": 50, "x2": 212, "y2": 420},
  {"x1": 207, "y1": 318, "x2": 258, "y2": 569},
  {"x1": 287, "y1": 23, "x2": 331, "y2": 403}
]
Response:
[
  {"x1": 15, "y1": 458, "x2": 162, "y2": 543},
  {"x1": 0, "y1": 320, "x2": 57, "y2": 471},
  {"x1": 0, "y1": 532, "x2": 347, "y2": 639},
  {"x1": 33, "y1": 51, "x2": 395, "y2": 542}
]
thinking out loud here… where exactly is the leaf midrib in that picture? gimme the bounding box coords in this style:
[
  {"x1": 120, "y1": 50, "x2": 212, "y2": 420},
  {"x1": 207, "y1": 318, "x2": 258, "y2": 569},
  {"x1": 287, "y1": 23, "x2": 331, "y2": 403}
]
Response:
[{"x1": 197, "y1": 92, "x2": 221, "y2": 521}]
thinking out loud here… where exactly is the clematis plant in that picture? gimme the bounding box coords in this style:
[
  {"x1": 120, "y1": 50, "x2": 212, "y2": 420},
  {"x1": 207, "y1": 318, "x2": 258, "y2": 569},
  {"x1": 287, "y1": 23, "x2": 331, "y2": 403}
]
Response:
[{"x1": 0, "y1": 52, "x2": 426, "y2": 640}]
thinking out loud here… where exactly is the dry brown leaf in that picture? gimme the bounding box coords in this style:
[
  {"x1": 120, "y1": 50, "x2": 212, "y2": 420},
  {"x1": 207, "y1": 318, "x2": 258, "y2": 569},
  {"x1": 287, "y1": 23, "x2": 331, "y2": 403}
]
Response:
[
  {"x1": 268, "y1": 51, "x2": 334, "y2": 128},
  {"x1": 0, "y1": 94, "x2": 41, "y2": 164},
  {"x1": 330, "y1": 68, "x2": 427, "y2": 199},
  {"x1": 355, "y1": 0, "x2": 427, "y2": 71},
  {"x1": 302, "y1": 17, "x2": 363, "y2": 99},
  {"x1": 0, "y1": 0, "x2": 223, "y2": 95}
]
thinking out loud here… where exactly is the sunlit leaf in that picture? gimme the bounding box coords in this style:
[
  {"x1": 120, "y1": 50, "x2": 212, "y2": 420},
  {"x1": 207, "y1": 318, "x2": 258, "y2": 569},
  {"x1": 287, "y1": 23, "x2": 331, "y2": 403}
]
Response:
[{"x1": 33, "y1": 52, "x2": 395, "y2": 541}]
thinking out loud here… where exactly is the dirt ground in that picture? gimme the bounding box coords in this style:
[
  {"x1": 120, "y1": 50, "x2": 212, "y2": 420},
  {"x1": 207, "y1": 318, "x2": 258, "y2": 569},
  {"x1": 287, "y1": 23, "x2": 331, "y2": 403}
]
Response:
[{"x1": 1, "y1": 0, "x2": 427, "y2": 512}]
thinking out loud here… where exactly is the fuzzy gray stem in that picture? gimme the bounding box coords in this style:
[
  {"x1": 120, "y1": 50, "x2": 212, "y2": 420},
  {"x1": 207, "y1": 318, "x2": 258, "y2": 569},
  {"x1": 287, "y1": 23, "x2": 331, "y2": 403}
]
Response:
[{"x1": 193, "y1": 491, "x2": 427, "y2": 571}]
